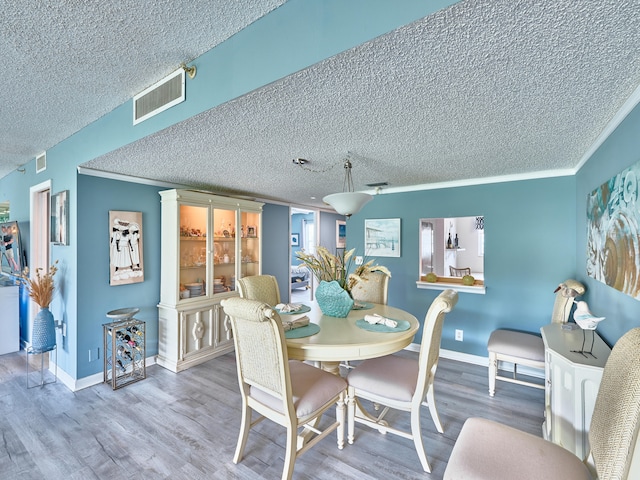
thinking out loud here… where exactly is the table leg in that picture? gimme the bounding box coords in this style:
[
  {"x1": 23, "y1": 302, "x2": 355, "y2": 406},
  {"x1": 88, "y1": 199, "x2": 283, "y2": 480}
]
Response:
[{"x1": 320, "y1": 361, "x2": 341, "y2": 376}]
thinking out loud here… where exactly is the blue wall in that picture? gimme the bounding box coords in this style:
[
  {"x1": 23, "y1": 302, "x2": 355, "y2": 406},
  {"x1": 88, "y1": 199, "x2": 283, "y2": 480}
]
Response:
[
  {"x1": 262, "y1": 203, "x2": 291, "y2": 302},
  {"x1": 77, "y1": 175, "x2": 163, "y2": 378},
  {"x1": 348, "y1": 177, "x2": 577, "y2": 355}
]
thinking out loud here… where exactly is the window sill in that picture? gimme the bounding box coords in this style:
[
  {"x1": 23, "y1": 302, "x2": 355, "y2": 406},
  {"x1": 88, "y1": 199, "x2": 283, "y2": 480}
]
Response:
[{"x1": 416, "y1": 278, "x2": 486, "y2": 295}]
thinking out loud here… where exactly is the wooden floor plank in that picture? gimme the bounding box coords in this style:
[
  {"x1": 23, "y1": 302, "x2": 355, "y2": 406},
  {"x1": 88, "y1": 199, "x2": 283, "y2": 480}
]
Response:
[{"x1": 0, "y1": 349, "x2": 544, "y2": 479}]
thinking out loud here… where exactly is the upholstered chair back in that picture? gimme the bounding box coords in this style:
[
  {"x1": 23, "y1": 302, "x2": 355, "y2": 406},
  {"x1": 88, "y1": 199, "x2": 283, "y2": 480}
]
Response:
[
  {"x1": 417, "y1": 289, "x2": 459, "y2": 400},
  {"x1": 589, "y1": 327, "x2": 640, "y2": 479},
  {"x1": 351, "y1": 271, "x2": 389, "y2": 305},
  {"x1": 237, "y1": 275, "x2": 281, "y2": 307},
  {"x1": 551, "y1": 279, "x2": 585, "y2": 324}
]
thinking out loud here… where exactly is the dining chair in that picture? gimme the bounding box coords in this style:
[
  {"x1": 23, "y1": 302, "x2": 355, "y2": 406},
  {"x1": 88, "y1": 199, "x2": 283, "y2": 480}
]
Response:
[
  {"x1": 346, "y1": 289, "x2": 459, "y2": 473},
  {"x1": 487, "y1": 278, "x2": 585, "y2": 396},
  {"x1": 350, "y1": 271, "x2": 390, "y2": 305},
  {"x1": 220, "y1": 297, "x2": 347, "y2": 480},
  {"x1": 237, "y1": 274, "x2": 281, "y2": 306},
  {"x1": 341, "y1": 271, "x2": 391, "y2": 371},
  {"x1": 449, "y1": 266, "x2": 471, "y2": 277},
  {"x1": 444, "y1": 326, "x2": 640, "y2": 480}
]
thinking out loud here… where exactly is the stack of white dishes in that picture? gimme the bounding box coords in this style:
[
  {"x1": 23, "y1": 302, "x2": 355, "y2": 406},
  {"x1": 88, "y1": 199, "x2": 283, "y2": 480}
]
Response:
[
  {"x1": 186, "y1": 282, "x2": 203, "y2": 297},
  {"x1": 213, "y1": 278, "x2": 226, "y2": 294}
]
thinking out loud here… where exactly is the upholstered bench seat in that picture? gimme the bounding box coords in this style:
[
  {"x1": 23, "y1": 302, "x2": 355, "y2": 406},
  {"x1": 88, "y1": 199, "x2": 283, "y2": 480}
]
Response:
[{"x1": 487, "y1": 329, "x2": 545, "y2": 397}]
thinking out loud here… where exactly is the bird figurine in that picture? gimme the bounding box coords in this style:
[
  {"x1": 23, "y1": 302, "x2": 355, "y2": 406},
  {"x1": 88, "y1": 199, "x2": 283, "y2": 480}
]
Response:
[
  {"x1": 554, "y1": 281, "x2": 582, "y2": 299},
  {"x1": 573, "y1": 301, "x2": 605, "y2": 330}
]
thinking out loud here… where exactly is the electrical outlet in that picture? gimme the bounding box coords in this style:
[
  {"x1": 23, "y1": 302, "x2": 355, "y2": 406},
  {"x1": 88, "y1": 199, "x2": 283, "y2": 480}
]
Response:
[
  {"x1": 355, "y1": 256, "x2": 364, "y2": 265},
  {"x1": 89, "y1": 347, "x2": 100, "y2": 362},
  {"x1": 455, "y1": 329, "x2": 463, "y2": 341}
]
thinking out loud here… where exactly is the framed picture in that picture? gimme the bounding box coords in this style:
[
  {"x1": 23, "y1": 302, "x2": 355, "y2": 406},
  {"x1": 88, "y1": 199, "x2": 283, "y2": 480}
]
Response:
[
  {"x1": 0, "y1": 221, "x2": 24, "y2": 274},
  {"x1": 336, "y1": 220, "x2": 346, "y2": 248},
  {"x1": 247, "y1": 225, "x2": 256, "y2": 237},
  {"x1": 291, "y1": 233, "x2": 299, "y2": 246},
  {"x1": 109, "y1": 211, "x2": 144, "y2": 286},
  {"x1": 364, "y1": 218, "x2": 401, "y2": 257},
  {"x1": 50, "y1": 190, "x2": 69, "y2": 245}
]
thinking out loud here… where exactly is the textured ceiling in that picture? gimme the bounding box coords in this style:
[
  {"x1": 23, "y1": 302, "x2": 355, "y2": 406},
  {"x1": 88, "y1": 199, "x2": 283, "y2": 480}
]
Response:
[
  {"x1": 0, "y1": 0, "x2": 285, "y2": 173},
  {"x1": 4, "y1": 1, "x2": 640, "y2": 210}
]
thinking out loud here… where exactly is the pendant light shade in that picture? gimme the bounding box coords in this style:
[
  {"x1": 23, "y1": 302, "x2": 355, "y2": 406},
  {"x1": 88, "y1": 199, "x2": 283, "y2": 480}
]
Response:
[
  {"x1": 323, "y1": 158, "x2": 372, "y2": 217},
  {"x1": 323, "y1": 192, "x2": 372, "y2": 217}
]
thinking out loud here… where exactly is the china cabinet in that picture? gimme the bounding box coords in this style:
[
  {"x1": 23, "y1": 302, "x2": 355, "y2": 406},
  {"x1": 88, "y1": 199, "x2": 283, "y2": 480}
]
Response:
[
  {"x1": 157, "y1": 189, "x2": 263, "y2": 372},
  {"x1": 541, "y1": 323, "x2": 611, "y2": 459}
]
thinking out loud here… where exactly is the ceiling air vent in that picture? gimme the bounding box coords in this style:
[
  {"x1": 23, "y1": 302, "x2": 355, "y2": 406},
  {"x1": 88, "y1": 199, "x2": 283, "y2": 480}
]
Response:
[
  {"x1": 36, "y1": 152, "x2": 46, "y2": 173},
  {"x1": 133, "y1": 69, "x2": 185, "y2": 125}
]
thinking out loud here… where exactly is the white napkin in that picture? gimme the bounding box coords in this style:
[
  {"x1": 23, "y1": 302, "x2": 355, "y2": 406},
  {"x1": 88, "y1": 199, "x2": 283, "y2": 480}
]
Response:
[
  {"x1": 276, "y1": 303, "x2": 303, "y2": 313},
  {"x1": 364, "y1": 314, "x2": 398, "y2": 328},
  {"x1": 282, "y1": 315, "x2": 310, "y2": 331}
]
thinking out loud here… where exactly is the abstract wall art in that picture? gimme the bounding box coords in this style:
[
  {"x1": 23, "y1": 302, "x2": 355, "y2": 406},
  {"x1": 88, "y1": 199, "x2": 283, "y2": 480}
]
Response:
[{"x1": 587, "y1": 161, "x2": 640, "y2": 299}]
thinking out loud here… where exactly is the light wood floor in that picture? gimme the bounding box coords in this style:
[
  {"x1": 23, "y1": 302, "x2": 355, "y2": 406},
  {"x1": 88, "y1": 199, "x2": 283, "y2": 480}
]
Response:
[{"x1": 1, "y1": 349, "x2": 544, "y2": 479}]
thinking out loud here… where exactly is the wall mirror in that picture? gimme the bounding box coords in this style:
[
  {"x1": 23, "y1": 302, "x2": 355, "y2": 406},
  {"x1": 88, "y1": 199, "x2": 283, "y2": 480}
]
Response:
[{"x1": 419, "y1": 216, "x2": 484, "y2": 292}]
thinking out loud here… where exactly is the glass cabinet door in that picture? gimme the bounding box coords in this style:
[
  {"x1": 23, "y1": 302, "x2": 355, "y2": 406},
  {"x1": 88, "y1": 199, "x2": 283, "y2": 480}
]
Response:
[
  {"x1": 213, "y1": 207, "x2": 236, "y2": 294},
  {"x1": 240, "y1": 210, "x2": 260, "y2": 279},
  {"x1": 179, "y1": 204, "x2": 208, "y2": 299}
]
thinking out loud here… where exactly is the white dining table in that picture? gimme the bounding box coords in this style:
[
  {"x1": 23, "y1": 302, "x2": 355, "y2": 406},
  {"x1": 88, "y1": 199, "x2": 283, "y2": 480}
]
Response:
[{"x1": 284, "y1": 301, "x2": 420, "y2": 375}]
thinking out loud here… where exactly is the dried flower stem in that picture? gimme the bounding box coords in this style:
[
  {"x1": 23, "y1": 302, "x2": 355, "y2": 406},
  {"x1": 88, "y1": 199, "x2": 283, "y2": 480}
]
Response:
[
  {"x1": 296, "y1": 247, "x2": 389, "y2": 295},
  {"x1": 19, "y1": 261, "x2": 58, "y2": 308}
]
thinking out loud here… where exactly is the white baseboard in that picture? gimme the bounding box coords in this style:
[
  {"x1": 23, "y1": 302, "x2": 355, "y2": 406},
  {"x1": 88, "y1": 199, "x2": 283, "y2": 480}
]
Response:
[
  {"x1": 406, "y1": 343, "x2": 545, "y2": 379},
  {"x1": 51, "y1": 355, "x2": 157, "y2": 392}
]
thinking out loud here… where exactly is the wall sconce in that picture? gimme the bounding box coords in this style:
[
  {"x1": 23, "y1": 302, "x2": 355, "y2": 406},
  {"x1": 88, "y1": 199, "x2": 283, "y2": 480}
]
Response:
[{"x1": 180, "y1": 63, "x2": 197, "y2": 79}]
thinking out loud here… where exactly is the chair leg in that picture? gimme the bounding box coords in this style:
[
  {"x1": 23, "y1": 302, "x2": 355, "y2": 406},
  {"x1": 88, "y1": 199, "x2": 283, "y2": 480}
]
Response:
[
  {"x1": 488, "y1": 351, "x2": 497, "y2": 397},
  {"x1": 336, "y1": 392, "x2": 345, "y2": 450},
  {"x1": 282, "y1": 425, "x2": 297, "y2": 480},
  {"x1": 411, "y1": 407, "x2": 431, "y2": 473},
  {"x1": 425, "y1": 381, "x2": 444, "y2": 433},
  {"x1": 347, "y1": 385, "x2": 355, "y2": 444},
  {"x1": 233, "y1": 401, "x2": 251, "y2": 464}
]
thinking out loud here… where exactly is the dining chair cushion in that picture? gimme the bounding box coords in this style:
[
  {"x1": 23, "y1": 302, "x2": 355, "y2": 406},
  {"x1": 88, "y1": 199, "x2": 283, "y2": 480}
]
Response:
[
  {"x1": 347, "y1": 354, "x2": 418, "y2": 403},
  {"x1": 250, "y1": 360, "x2": 347, "y2": 418},
  {"x1": 444, "y1": 417, "x2": 592, "y2": 480},
  {"x1": 487, "y1": 329, "x2": 545, "y2": 362}
]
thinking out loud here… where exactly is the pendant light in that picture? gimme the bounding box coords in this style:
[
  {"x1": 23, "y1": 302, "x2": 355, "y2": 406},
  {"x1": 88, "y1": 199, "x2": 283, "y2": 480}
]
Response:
[{"x1": 323, "y1": 158, "x2": 372, "y2": 217}]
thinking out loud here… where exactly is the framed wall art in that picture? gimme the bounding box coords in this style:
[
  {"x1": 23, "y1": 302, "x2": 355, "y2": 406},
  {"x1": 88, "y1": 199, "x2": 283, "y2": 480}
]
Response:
[
  {"x1": 291, "y1": 233, "x2": 299, "y2": 246},
  {"x1": 50, "y1": 190, "x2": 69, "y2": 245},
  {"x1": 587, "y1": 160, "x2": 640, "y2": 300},
  {"x1": 336, "y1": 220, "x2": 346, "y2": 248},
  {"x1": 109, "y1": 211, "x2": 144, "y2": 286},
  {"x1": 364, "y1": 218, "x2": 401, "y2": 257}
]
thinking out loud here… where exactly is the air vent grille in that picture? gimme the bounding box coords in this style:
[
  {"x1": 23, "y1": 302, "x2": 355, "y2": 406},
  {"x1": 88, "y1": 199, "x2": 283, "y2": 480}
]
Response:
[
  {"x1": 133, "y1": 69, "x2": 185, "y2": 125},
  {"x1": 36, "y1": 152, "x2": 46, "y2": 173}
]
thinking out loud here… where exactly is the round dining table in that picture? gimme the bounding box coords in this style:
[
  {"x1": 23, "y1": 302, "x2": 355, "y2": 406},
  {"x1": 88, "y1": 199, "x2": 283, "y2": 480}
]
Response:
[{"x1": 284, "y1": 301, "x2": 420, "y2": 374}]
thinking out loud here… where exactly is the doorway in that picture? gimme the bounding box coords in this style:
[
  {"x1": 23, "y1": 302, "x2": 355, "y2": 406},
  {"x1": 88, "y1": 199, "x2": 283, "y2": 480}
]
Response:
[
  {"x1": 290, "y1": 207, "x2": 317, "y2": 302},
  {"x1": 26, "y1": 180, "x2": 51, "y2": 345}
]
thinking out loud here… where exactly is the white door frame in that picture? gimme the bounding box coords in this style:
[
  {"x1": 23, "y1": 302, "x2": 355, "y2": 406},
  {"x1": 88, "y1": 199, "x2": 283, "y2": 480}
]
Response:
[{"x1": 28, "y1": 180, "x2": 51, "y2": 330}]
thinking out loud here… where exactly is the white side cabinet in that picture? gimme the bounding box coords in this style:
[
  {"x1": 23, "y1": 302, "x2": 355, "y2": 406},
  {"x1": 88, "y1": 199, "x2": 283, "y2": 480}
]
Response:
[
  {"x1": 541, "y1": 323, "x2": 611, "y2": 459},
  {"x1": 157, "y1": 189, "x2": 263, "y2": 372},
  {"x1": 0, "y1": 281, "x2": 19, "y2": 355}
]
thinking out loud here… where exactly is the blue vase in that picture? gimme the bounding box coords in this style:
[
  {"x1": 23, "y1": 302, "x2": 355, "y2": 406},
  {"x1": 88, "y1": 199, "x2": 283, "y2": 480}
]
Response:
[
  {"x1": 315, "y1": 280, "x2": 354, "y2": 318},
  {"x1": 31, "y1": 307, "x2": 56, "y2": 352}
]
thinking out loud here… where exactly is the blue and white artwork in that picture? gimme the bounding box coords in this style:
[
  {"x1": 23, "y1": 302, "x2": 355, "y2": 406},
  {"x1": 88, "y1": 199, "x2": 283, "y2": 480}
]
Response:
[
  {"x1": 587, "y1": 161, "x2": 640, "y2": 299},
  {"x1": 364, "y1": 218, "x2": 401, "y2": 257}
]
